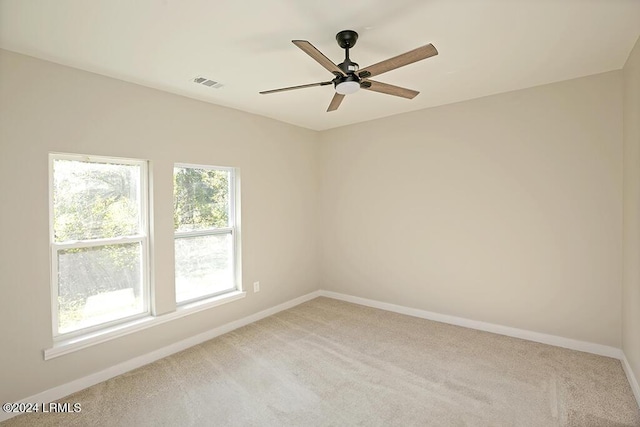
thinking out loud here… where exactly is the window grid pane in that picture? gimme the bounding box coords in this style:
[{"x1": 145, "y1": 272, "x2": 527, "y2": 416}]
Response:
[
  {"x1": 53, "y1": 159, "x2": 142, "y2": 242},
  {"x1": 57, "y1": 242, "x2": 145, "y2": 334},
  {"x1": 175, "y1": 232, "x2": 234, "y2": 304},
  {"x1": 173, "y1": 166, "x2": 231, "y2": 232}
]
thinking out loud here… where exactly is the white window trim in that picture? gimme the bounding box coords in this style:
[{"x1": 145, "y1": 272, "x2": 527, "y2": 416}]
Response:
[
  {"x1": 174, "y1": 163, "x2": 241, "y2": 305},
  {"x1": 49, "y1": 153, "x2": 151, "y2": 340},
  {"x1": 44, "y1": 290, "x2": 246, "y2": 360}
]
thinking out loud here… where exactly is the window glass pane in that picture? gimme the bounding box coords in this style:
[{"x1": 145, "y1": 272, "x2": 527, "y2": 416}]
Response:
[
  {"x1": 175, "y1": 233, "x2": 234, "y2": 303},
  {"x1": 57, "y1": 243, "x2": 144, "y2": 334},
  {"x1": 53, "y1": 159, "x2": 141, "y2": 241},
  {"x1": 174, "y1": 167, "x2": 230, "y2": 231}
]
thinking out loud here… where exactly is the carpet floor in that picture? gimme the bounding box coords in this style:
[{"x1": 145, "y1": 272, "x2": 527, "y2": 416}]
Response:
[{"x1": 4, "y1": 297, "x2": 640, "y2": 426}]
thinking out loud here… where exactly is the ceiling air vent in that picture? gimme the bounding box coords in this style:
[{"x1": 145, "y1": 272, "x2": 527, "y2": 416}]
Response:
[{"x1": 193, "y1": 76, "x2": 224, "y2": 89}]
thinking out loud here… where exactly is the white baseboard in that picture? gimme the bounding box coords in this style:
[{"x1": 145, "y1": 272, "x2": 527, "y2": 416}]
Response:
[
  {"x1": 0, "y1": 290, "x2": 321, "y2": 423},
  {"x1": 318, "y1": 290, "x2": 623, "y2": 359},
  {"x1": 621, "y1": 353, "x2": 640, "y2": 408}
]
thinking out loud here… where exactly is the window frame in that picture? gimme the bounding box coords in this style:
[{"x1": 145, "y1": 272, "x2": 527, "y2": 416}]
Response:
[
  {"x1": 173, "y1": 163, "x2": 239, "y2": 305},
  {"x1": 49, "y1": 153, "x2": 151, "y2": 340}
]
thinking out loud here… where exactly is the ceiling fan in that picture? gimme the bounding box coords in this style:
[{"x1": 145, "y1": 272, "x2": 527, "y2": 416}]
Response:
[{"x1": 260, "y1": 30, "x2": 438, "y2": 112}]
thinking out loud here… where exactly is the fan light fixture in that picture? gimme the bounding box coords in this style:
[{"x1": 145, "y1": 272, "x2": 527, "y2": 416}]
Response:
[{"x1": 335, "y1": 81, "x2": 360, "y2": 95}]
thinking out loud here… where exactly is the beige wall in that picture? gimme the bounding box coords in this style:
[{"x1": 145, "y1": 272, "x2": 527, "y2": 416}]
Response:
[
  {"x1": 0, "y1": 46, "x2": 632, "y2": 405},
  {"x1": 320, "y1": 71, "x2": 623, "y2": 347},
  {"x1": 0, "y1": 49, "x2": 320, "y2": 402},
  {"x1": 623, "y1": 36, "x2": 640, "y2": 390}
]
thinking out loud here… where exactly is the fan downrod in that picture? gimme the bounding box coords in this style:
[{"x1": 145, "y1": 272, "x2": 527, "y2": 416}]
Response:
[{"x1": 335, "y1": 30, "x2": 360, "y2": 75}]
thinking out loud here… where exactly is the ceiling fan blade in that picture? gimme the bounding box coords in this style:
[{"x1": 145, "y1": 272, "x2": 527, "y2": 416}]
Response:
[
  {"x1": 358, "y1": 44, "x2": 438, "y2": 79},
  {"x1": 292, "y1": 40, "x2": 345, "y2": 76},
  {"x1": 260, "y1": 81, "x2": 333, "y2": 95},
  {"x1": 327, "y1": 93, "x2": 345, "y2": 112},
  {"x1": 361, "y1": 80, "x2": 419, "y2": 99}
]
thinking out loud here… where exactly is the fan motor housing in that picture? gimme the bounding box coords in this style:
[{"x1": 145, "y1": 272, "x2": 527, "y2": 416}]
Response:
[{"x1": 338, "y1": 59, "x2": 359, "y2": 75}]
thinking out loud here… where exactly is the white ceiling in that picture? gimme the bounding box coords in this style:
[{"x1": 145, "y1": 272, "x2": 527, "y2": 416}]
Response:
[{"x1": 1, "y1": 0, "x2": 639, "y2": 131}]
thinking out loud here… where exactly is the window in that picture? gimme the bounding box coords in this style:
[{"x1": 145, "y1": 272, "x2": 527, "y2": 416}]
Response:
[
  {"x1": 50, "y1": 154, "x2": 149, "y2": 338},
  {"x1": 46, "y1": 154, "x2": 245, "y2": 358},
  {"x1": 173, "y1": 164, "x2": 238, "y2": 304}
]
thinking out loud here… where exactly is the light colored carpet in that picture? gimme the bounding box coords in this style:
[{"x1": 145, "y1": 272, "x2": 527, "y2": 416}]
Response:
[{"x1": 4, "y1": 297, "x2": 640, "y2": 426}]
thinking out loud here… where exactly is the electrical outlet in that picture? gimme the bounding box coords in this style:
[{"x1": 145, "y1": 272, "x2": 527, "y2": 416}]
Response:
[{"x1": 253, "y1": 281, "x2": 260, "y2": 293}]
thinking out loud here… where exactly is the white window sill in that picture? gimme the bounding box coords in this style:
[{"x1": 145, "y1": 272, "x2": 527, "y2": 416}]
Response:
[{"x1": 44, "y1": 290, "x2": 246, "y2": 360}]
